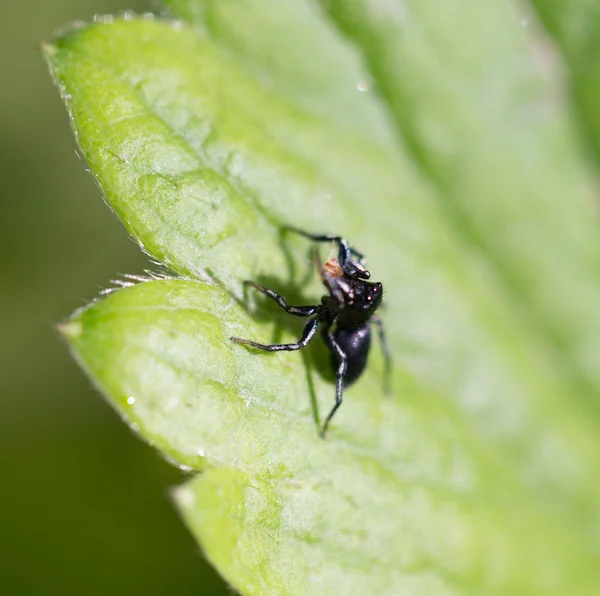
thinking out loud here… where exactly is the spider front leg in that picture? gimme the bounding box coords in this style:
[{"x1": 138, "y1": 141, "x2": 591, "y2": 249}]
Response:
[
  {"x1": 231, "y1": 316, "x2": 319, "y2": 352},
  {"x1": 321, "y1": 330, "x2": 348, "y2": 437},
  {"x1": 285, "y1": 226, "x2": 367, "y2": 267}
]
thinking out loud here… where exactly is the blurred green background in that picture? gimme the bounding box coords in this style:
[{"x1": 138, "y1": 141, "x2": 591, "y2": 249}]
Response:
[{"x1": 1, "y1": 1, "x2": 229, "y2": 593}]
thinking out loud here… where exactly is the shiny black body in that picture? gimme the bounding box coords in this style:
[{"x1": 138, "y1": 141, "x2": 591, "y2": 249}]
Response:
[
  {"x1": 332, "y1": 326, "x2": 371, "y2": 386},
  {"x1": 231, "y1": 227, "x2": 390, "y2": 437}
]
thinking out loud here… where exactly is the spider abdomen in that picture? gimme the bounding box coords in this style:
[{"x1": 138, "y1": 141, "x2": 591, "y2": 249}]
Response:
[{"x1": 332, "y1": 325, "x2": 371, "y2": 386}]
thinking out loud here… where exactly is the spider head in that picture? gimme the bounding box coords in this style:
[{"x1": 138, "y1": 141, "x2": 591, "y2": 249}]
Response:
[
  {"x1": 360, "y1": 280, "x2": 383, "y2": 314},
  {"x1": 324, "y1": 271, "x2": 383, "y2": 327}
]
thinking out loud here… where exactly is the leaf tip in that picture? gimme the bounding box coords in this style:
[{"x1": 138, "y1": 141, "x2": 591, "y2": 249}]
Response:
[
  {"x1": 40, "y1": 42, "x2": 58, "y2": 58},
  {"x1": 172, "y1": 483, "x2": 197, "y2": 511},
  {"x1": 58, "y1": 318, "x2": 83, "y2": 340}
]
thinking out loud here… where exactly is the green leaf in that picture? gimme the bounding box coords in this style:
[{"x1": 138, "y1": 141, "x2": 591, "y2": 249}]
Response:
[{"x1": 45, "y1": 1, "x2": 600, "y2": 594}]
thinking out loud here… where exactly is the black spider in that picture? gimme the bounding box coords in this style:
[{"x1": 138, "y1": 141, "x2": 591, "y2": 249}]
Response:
[{"x1": 231, "y1": 227, "x2": 390, "y2": 437}]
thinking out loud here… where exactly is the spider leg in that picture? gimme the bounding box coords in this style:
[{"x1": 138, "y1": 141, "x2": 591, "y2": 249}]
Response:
[
  {"x1": 321, "y1": 329, "x2": 348, "y2": 437},
  {"x1": 231, "y1": 317, "x2": 318, "y2": 352},
  {"x1": 371, "y1": 315, "x2": 391, "y2": 393},
  {"x1": 243, "y1": 280, "x2": 320, "y2": 317},
  {"x1": 284, "y1": 226, "x2": 365, "y2": 266}
]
